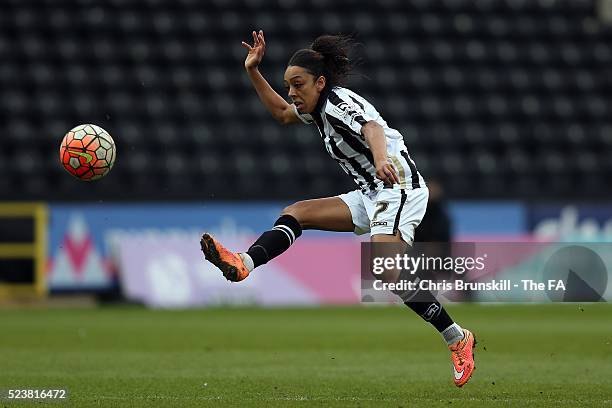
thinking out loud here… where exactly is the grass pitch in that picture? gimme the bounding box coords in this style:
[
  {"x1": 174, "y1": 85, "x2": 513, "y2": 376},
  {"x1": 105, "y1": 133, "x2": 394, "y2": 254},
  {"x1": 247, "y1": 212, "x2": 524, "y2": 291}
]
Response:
[{"x1": 0, "y1": 304, "x2": 611, "y2": 407}]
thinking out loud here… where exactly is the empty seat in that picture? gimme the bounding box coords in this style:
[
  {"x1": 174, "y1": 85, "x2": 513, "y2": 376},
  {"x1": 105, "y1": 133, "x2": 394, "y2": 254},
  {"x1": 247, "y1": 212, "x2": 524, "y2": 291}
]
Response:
[{"x1": 0, "y1": 0, "x2": 610, "y2": 201}]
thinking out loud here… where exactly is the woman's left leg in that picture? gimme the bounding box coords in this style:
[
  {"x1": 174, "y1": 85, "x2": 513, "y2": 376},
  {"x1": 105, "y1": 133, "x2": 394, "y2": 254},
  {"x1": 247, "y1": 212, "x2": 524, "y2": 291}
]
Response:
[
  {"x1": 371, "y1": 230, "x2": 463, "y2": 346},
  {"x1": 368, "y1": 187, "x2": 476, "y2": 387}
]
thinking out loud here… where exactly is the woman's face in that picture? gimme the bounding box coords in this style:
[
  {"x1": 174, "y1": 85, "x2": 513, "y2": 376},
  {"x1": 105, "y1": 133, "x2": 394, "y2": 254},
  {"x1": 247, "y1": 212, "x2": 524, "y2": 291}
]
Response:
[{"x1": 283, "y1": 65, "x2": 326, "y2": 114}]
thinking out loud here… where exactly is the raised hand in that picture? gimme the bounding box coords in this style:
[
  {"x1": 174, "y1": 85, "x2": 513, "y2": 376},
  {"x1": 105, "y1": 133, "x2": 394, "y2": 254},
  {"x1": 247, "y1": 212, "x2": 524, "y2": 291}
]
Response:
[{"x1": 241, "y1": 30, "x2": 266, "y2": 70}]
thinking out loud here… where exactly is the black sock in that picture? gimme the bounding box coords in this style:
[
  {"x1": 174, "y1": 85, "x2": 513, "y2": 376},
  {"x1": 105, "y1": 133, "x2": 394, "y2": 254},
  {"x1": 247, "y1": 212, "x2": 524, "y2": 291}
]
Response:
[
  {"x1": 404, "y1": 291, "x2": 454, "y2": 333},
  {"x1": 246, "y1": 214, "x2": 302, "y2": 268}
]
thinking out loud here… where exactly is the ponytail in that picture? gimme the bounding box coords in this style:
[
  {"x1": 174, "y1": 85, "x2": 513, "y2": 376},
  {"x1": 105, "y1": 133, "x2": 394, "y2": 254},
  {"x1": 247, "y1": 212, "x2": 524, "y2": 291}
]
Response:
[{"x1": 288, "y1": 34, "x2": 359, "y2": 88}]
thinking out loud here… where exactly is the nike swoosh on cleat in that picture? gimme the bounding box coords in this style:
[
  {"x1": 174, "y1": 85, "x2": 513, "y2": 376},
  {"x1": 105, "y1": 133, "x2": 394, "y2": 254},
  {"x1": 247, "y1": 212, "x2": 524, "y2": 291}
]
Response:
[
  {"x1": 453, "y1": 366, "x2": 464, "y2": 381},
  {"x1": 67, "y1": 150, "x2": 93, "y2": 163}
]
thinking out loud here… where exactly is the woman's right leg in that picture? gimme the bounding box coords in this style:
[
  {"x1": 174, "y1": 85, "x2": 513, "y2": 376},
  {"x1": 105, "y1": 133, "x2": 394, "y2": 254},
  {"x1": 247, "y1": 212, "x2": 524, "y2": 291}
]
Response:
[
  {"x1": 244, "y1": 196, "x2": 355, "y2": 270},
  {"x1": 201, "y1": 196, "x2": 356, "y2": 281},
  {"x1": 281, "y1": 196, "x2": 355, "y2": 232}
]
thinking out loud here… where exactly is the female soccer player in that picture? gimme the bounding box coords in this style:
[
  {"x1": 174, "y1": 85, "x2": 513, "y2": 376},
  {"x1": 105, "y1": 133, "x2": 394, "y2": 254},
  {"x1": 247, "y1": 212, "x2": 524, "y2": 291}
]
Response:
[{"x1": 201, "y1": 30, "x2": 476, "y2": 387}]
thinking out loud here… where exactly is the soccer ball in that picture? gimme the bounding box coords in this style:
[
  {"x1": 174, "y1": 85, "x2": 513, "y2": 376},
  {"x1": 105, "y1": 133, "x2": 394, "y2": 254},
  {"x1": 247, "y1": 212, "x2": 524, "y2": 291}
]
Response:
[{"x1": 59, "y1": 124, "x2": 116, "y2": 181}]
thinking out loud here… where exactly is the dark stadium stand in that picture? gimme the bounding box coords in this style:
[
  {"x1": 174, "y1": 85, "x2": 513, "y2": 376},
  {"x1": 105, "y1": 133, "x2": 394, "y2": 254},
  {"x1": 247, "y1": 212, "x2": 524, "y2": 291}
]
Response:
[{"x1": 1, "y1": 0, "x2": 611, "y2": 200}]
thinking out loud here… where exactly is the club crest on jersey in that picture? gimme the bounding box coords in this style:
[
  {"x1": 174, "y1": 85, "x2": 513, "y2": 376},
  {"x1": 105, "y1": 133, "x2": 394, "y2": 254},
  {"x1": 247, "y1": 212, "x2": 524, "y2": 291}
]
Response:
[{"x1": 333, "y1": 102, "x2": 361, "y2": 124}]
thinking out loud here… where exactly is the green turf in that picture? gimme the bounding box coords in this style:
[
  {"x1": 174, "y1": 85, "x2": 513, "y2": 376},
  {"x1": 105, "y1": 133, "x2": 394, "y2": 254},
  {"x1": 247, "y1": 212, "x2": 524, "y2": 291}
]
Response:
[{"x1": 0, "y1": 304, "x2": 611, "y2": 407}]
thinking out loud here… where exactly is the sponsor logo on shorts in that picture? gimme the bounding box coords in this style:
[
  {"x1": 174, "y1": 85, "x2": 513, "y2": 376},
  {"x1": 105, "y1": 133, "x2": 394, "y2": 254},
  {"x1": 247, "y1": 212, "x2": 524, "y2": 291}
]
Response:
[{"x1": 371, "y1": 221, "x2": 388, "y2": 227}]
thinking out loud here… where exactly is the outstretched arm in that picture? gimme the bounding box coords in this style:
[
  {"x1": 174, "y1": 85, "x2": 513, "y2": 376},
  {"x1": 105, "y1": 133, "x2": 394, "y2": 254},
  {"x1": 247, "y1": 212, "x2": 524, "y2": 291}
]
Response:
[{"x1": 242, "y1": 30, "x2": 300, "y2": 125}]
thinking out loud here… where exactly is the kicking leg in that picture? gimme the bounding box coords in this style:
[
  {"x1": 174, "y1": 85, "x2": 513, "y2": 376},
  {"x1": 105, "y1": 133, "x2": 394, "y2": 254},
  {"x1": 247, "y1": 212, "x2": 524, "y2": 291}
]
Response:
[
  {"x1": 244, "y1": 196, "x2": 354, "y2": 268},
  {"x1": 201, "y1": 197, "x2": 353, "y2": 282}
]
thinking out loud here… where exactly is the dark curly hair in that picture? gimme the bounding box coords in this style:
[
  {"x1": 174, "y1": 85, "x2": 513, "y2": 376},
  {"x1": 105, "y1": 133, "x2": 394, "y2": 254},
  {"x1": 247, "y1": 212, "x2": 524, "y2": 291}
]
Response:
[{"x1": 288, "y1": 34, "x2": 359, "y2": 89}]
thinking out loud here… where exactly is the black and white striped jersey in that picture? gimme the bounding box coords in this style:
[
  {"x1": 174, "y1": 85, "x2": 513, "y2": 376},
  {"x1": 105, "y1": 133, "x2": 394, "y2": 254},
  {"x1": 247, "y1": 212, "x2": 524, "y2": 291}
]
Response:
[{"x1": 293, "y1": 86, "x2": 425, "y2": 195}]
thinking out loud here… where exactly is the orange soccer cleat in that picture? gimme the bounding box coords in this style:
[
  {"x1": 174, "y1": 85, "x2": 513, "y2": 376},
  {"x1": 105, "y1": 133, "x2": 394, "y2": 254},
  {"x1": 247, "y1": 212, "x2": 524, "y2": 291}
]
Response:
[
  {"x1": 200, "y1": 233, "x2": 250, "y2": 282},
  {"x1": 449, "y1": 329, "x2": 477, "y2": 387}
]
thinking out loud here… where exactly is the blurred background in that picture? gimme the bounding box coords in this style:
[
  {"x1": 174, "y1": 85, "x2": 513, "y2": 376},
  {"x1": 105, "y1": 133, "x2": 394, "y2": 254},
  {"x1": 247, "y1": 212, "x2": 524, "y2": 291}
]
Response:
[{"x1": 1, "y1": 0, "x2": 611, "y2": 305}]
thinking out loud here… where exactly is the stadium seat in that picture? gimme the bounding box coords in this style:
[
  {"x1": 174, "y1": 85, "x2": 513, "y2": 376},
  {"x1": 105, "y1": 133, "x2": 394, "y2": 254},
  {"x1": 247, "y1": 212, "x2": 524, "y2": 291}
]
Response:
[{"x1": 1, "y1": 0, "x2": 611, "y2": 200}]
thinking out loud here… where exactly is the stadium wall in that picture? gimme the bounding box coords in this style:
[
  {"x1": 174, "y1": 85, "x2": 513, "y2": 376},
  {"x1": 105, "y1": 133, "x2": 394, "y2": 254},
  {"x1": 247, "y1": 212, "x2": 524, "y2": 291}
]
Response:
[{"x1": 42, "y1": 202, "x2": 612, "y2": 307}]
